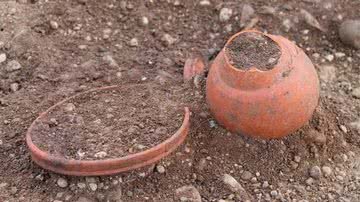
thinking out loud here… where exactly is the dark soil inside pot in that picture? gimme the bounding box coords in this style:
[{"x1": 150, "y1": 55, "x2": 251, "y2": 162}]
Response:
[
  {"x1": 30, "y1": 83, "x2": 187, "y2": 160},
  {"x1": 226, "y1": 32, "x2": 281, "y2": 71}
]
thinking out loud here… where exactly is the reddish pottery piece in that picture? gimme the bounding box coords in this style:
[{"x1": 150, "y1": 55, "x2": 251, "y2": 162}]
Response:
[
  {"x1": 183, "y1": 56, "x2": 206, "y2": 81},
  {"x1": 206, "y1": 30, "x2": 320, "y2": 139},
  {"x1": 26, "y1": 85, "x2": 190, "y2": 176}
]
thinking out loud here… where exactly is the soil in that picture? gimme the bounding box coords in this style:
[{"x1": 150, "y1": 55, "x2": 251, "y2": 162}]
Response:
[
  {"x1": 0, "y1": 0, "x2": 360, "y2": 202},
  {"x1": 226, "y1": 32, "x2": 281, "y2": 71},
  {"x1": 30, "y1": 84, "x2": 185, "y2": 160}
]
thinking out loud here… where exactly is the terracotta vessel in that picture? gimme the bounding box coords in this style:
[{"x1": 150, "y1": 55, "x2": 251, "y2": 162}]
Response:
[
  {"x1": 206, "y1": 30, "x2": 319, "y2": 139},
  {"x1": 26, "y1": 85, "x2": 190, "y2": 176}
]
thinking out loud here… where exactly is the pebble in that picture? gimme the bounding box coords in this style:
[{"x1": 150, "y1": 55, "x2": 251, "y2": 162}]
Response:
[
  {"x1": 105, "y1": 187, "x2": 122, "y2": 201},
  {"x1": 219, "y1": 8, "x2": 232, "y2": 22},
  {"x1": 262, "y1": 181, "x2": 269, "y2": 188},
  {"x1": 0, "y1": 53, "x2": 6, "y2": 63},
  {"x1": 270, "y1": 190, "x2": 278, "y2": 197},
  {"x1": 352, "y1": 87, "x2": 360, "y2": 99},
  {"x1": 259, "y1": 6, "x2": 276, "y2": 15},
  {"x1": 141, "y1": 16, "x2": 149, "y2": 26},
  {"x1": 6, "y1": 60, "x2": 22, "y2": 72},
  {"x1": 318, "y1": 65, "x2": 336, "y2": 83},
  {"x1": 305, "y1": 177, "x2": 314, "y2": 185},
  {"x1": 129, "y1": 38, "x2": 139, "y2": 47},
  {"x1": 305, "y1": 129, "x2": 326, "y2": 145},
  {"x1": 282, "y1": 19, "x2": 292, "y2": 32},
  {"x1": 156, "y1": 165, "x2": 166, "y2": 174},
  {"x1": 241, "y1": 171, "x2": 253, "y2": 181},
  {"x1": 309, "y1": 166, "x2": 322, "y2": 179},
  {"x1": 339, "y1": 20, "x2": 360, "y2": 49},
  {"x1": 340, "y1": 125, "x2": 347, "y2": 133},
  {"x1": 57, "y1": 178, "x2": 68, "y2": 188},
  {"x1": 50, "y1": 21, "x2": 59, "y2": 30},
  {"x1": 10, "y1": 83, "x2": 20, "y2": 92},
  {"x1": 77, "y1": 182, "x2": 86, "y2": 189},
  {"x1": 321, "y1": 166, "x2": 332, "y2": 177},
  {"x1": 223, "y1": 174, "x2": 252, "y2": 200},
  {"x1": 161, "y1": 34, "x2": 176, "y2": 46},
  {"x1": 175, "y1": 185, "x2": 202, "y2": 202},
  {"x1": 240, "y1": 4, "x2": 255, "y2": 27},
  {"x1": 294, "y1": 156, "x2": 301, "y2": 163},
  {"x1": 335, "y1": 52, "x2": 346, "y2": 58},
  {"x1": 64, "y1": 103, "x2": 76, "y2": 112},
  {"x1": 89, "y1": 183, "x2": 97, "y2": 191},
  {"x1": 94, "y1": 151, "x2": 107, "y2": 158},
  {"x1": 325, "y1": 54, "x2": 334, "y2": 62},
  {"x1": 199, "y1": 0, "x2": 210, "y2": 6}
]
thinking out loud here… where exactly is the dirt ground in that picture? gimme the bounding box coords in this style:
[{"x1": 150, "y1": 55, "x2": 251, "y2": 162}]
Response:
[{"x1": 0, "y1": 0, "x2": 360, "y2": 201}]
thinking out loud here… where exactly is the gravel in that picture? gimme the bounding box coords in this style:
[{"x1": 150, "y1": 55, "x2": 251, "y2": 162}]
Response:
[
  {"x1": 241, "y1": 171, "x2": 253, "y2": 181},
  {"x1": 322, "y1": 166, "x2": 332, "y2": 177},
  {"x1": 57, "y1": 178, "x2": 68, "y2": 188},
  {"x1": 352, "y1": 87, "x2": 360, "y2": 99},
  {"x1": 129, "y1": 38, "x2": 139, "y2": 47},
  {"x1": 175, "y1": 185, "x2": 202, "y2": 202},
  {"x1": 50, "y1": 21, "x2": 59, "y2": 30},
  {"x1": 339, "y1": 20, "x2": 360, "y2": 49},
  {"x1": 309, "y1": 166, "x2": 322, "y2": 179},
  {"x1": 156, "y1": 165, "x2": 166, "y2": 174},
  {"x1": 10, "y1": 83, "x2": 20, "y2": 92},
  {"x1": 5, "y1": 60, "x2": 22, "y2": 72},
  {"x1": 0, "y1": 53, "x2": 6, "y2": 63},
  {"x1": 219, "y1": 8, "x2": 232, "y2": 22}
]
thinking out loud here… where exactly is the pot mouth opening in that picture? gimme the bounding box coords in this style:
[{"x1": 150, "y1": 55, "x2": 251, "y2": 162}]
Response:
[{"x1": 225, "y1": 32, "x2": 281, "y2": 71}]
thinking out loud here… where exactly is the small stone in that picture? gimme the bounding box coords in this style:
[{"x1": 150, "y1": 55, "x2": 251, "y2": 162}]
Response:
[
  {"x1": 339, "y1": 20, "x2": 360, "y2": 49},
  {"x1": 129, "y1": 38, "x2": 139, "y2": 47},
  {"x1": 106, "y1": 187, "x2": 122, "y2": 201},
  {"x1": 318, "y1": 65, "x2": 336, "y2": 83},
  {"x1": 57, "y1": 178, "x2": 68, "y2": 188},
  {"x1": 241, "y1": 171, "x2": 253, "y2": 181},
  {"x1": 0, "y1": 53, "x2": 6, "y2": 63},
  {"x1": 340, "y1": 125, "x2": 347, "y2": 133},
  {"x1": 219, "y1": 8, "x2": 232, "y2": 22},
  {"x1": 240, "y1": 4, "x2": 255, "y2": 27},
  {"x1": 309, "y1": 166, "x2": 322, "y2": 179},
  {"x1": 64, "y1": 103, "x2": 76, "y2": 112},
  {"x1": 50, "y1": 21, "x2": 59, "y2": 30},
  {"x1": 161, "y1": 34, "x2": 176, "y2": 46},
  {"x1": 270, "y1": 190, "x2": 278, "y2": 197},
  {"x1": 352, "y1": 87, "x2": 360, "y2": 99},
  {"x1": 10, "y1": 83, "x2": 20, "y2": 92},
  {"x1": 262, "y1": 181, "x2": 269, "y2": 188},
  {"x1": 89, "y1": 183, "x2": 97, "y2": 191},
  {"x1": 325, "y1": 54, "x2": 334, "y2": 62},
  {"x1": 282, "y1": 19, "x2": 292, "y2": 32},
  {"x1": 78, "y1": 45, "x2": 87, "y2": 50},
  {"x1": 156, "y1": 165, "x2": 166, "y2": 174},
  {"x1": 294, "y1": 156, "x2": 301, "y2": 163},
  {"x1": 259, "y1": 6, "x2": 276, "y2": 15},
  {"x1": 10, "y1": 187, "x2": 18, "y2": 194},
  {"x1": 335, "y1": 52, "x2": 346, "y2": 58},
  {"x1": 199, "y1": 0, "x2": 210, "y2": 6},
  {"x1": 350, "y1": 119, "x2": 360, "y2": 132},
  {"x1": 175, "y1": 185, "x2": 202, "y2": 202},
  {"x1": 223, "y1": 174, "x2": 252, "y2": 200},
  {"x1": 321, "y1": 166, "x2": 332, "y2": 177},
  {"x1": 305, "y1": 129, "x2": 326, "y2": 145},
  {"x1": 305, "y1": 177, "x2": 314, "y2": 185},
  {"x1": 6, "y1": 60, "x2": 22, "y2": 72},
  {"x1": 209, "y1": 120, "x2": 217, "y2": 128},
  {"x1": 94, "y1": 151, "x2": 107, "y2": 158},
  {"x1": 77, "y1": 182, "x2": 86, "y2": 189},
  {"x1": 141, "y1": 16, "x2": 149, "y2": 26}
]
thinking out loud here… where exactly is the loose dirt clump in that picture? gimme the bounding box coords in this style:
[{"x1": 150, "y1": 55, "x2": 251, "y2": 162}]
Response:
[
  {"x1": 30, "y1": 84, "x2": 187, "y2": 160},
  {"x1": 226, "y1": 32, "x2": 281, "y2": 71}
]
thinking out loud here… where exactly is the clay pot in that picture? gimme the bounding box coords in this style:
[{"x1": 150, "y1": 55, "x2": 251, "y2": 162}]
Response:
[
  {"x1": 206, "y1": 30, "x2": 319, "y2": 139},
  {"x1": 26, "y1": 85, "x2": 190, "y2": 176}
]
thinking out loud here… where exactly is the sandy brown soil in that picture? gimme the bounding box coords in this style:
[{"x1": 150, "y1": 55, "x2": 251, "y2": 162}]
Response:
[{"x1": 0, "y1": 0, "x2": 360, "y2": 202}]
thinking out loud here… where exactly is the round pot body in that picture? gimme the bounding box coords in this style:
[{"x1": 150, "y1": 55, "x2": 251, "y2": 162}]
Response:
[
  {"x1": 206, "y1": 30, "x2": 319, "y2": 139},
  {"x1": 26, "y1": 85, "x2": 190, "y2": 176}
]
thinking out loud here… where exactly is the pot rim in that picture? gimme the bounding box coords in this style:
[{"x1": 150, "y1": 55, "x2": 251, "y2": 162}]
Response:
[
  {"x1": 26, "y1": 85, "x2": 190, "y2": 176},
  {"x1": 222, "y1": 29, "x2": 285, "y2": 73}
]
